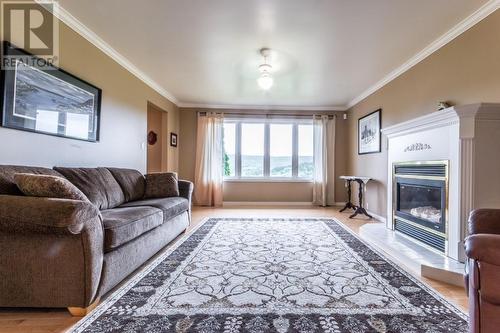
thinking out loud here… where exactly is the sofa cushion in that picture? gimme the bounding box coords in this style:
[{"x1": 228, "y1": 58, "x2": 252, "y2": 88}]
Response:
[
  {"x1": 54, "y1": 167, "x2": 125, "y2": 210},
  {"x1": 144, "y1": 173, "x2": 179, "y2": 198},
  {"x1": 0, "y1": 165, "x2": 62, "y2": 195},
  {"x1": 14, "y1": 173, "x2": 89, "y2": 202},
  {"x1": 101, "y1": 206, "x2": 163, "y2": 252},
  {"x1": 120, "y1": 197, "x2": 188, "y2": 222},
  {"x1": 107, "y1": 168, "x2": 145, "y2": 202}
]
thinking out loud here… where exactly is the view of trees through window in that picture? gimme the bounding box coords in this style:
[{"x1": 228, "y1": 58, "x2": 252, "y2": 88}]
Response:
[
  {"x1": 222, "y1": 123, "x2": 235, "y2": 177},
  {"x1": 222, "y1": 120, "x2": 313, "y2": 178}
]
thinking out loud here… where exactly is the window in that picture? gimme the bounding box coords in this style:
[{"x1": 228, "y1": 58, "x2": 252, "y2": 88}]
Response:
[
  {"x1": 223, "y1": 123, "x2": 236, "y2": 176},
  {"x1": 222, "y1": 119, "x2": 313, "y2": 180},
  {"x1": 270, "y1": 124, "x2": 293, "y2": 177},
  {"x1": 298, "y1": 125, "x2": 314, "y2": 178},
  {"x1": 241, "y1": 123, "x2": 264, "y2": 177}
]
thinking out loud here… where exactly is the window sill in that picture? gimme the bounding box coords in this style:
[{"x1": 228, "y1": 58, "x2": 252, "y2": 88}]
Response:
[{"x1": 224, "y1": 178, "x2": 313, "y2": 183}]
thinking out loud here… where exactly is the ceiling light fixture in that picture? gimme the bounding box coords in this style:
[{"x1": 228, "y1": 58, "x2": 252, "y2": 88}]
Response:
[{"x1": 257, "y1": 48, "x2": 273, "y2": 90}]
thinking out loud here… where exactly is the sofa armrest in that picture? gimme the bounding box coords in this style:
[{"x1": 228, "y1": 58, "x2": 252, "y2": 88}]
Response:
[
  {"x1": 0, "y1": 195, "x2": 100, "y2": 234},
  {"x1": 178, "y1": 180, "x2": 194, "y2": 205},
  {"x1": 465, "y1": 234, "x2": 500, "y2": 266},
  {"x1": 0, "y1": 195, "x2": 104, "y2": 308},
  {"x1": 468, "y1": 209, "x2": 500, "y2": 235}
]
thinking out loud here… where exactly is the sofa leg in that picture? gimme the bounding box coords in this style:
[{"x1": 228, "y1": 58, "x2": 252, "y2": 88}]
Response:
[{"x1": 67, "y1": 298, "x2": 100, "y2": 317}]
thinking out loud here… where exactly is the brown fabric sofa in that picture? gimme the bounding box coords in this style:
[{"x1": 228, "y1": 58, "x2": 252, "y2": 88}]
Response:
[
  {"x1": 465, "y1": 209, "x2": 500, "y2": 333},
  {"x1": 0, "y1": 165, "x2": 193, "y2": 310}
]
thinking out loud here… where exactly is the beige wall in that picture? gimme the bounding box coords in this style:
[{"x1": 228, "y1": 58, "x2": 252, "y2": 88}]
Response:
[
  {"x1": 347, "y1": 10, "x2": 500, "y2": 217},
  {"x1": 223, "y1": 182, "x2": 314, "y2": 202},
  {"x1": 178, "y1": 109, "x2": 198, "y2": 181},
  {"x1": 178, "y1": 108, "x2": 348, "y2": 203},
  {"x1": 0, "y1": 11, "x2": 179, "y2": 173}
]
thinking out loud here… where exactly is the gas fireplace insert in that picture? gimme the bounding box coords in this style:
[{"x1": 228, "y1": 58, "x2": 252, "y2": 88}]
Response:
[{"x1": 393, "y1": 161, "x2": 448, "y2": 252}]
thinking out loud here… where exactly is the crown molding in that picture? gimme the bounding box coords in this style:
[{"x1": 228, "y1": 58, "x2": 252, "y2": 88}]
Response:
[
  {"x1": 346, "y1": 0, "x2": 500, "y2": 109},
  {"x1": 381, "y1": 108, "x2": 460, "y2": 138},
  {"x1": 43, "y1": 2, "x2": 179, "y2": 104},
  {"x1": 177, "y1": 102, "x2": 347, "y2": 111},
  {"x1": 380, "y1": 103, "x2": 500, "y2": 138}
]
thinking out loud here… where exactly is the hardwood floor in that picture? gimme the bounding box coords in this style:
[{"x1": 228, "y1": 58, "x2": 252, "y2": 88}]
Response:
[{"x1": 0, "y1": 206, "x2": 468, "y2": 333}]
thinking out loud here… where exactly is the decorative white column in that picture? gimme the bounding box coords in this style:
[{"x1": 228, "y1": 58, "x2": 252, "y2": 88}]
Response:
[{"x1": 457, "y1": 137, "x2": 474, "y2": 261}]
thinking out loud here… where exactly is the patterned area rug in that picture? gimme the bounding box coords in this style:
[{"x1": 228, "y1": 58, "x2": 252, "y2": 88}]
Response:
[{"x1": 70, "y1": 218, "x2": 468, "y2": 333}]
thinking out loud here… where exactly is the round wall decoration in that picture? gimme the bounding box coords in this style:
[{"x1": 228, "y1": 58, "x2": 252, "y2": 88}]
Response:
[{"x1": 147, "y1": 131, "x2": 158, "y2": 145}]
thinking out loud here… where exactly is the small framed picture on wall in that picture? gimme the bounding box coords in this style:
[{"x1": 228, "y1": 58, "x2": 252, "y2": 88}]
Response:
[
  {"x1": 358, "y1": 109, "x2": 381, "y2": 154},
  {"x1": 170, "y1": 132, "x2": 178, "y2": 147}
]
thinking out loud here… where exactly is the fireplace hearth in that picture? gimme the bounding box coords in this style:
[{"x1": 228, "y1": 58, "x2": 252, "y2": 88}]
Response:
[{"x1": 393, "y1": 161, "x2": 448, "y2": 252}]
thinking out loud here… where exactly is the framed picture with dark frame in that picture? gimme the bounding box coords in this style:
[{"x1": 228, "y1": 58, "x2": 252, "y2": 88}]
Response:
[
  {"x1": 1, "y1": 41, "x2": 102, "y2": 142},
  {"x1": 358, "y1": 108, "x2": 381, "y2": 155},
  {"x1": 170, "y1": 132, "x2": 178, "y2": 147}
]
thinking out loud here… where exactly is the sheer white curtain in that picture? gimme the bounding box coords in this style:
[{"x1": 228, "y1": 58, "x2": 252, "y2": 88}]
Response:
[
  {"x1": 193, "y1": 112, "x2": 224, "y2": 206},
  {"x1": 312, "y1": 115, "x2": 336, "y2": 206}
]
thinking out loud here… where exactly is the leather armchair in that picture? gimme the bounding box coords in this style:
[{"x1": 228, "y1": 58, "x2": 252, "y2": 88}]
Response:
[{"x1": 465, "y1": 209, "x2": 500, "y2": 333}]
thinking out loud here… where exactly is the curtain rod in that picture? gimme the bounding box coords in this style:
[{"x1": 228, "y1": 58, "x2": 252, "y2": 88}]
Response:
[{"x1": 198, "y1": 111, "x2": 339, "y2": 118}]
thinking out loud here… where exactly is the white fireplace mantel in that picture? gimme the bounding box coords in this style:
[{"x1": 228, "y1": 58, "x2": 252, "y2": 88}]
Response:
[{"x1": 381, "y1": 103, "x2": 500, "y2": 261}]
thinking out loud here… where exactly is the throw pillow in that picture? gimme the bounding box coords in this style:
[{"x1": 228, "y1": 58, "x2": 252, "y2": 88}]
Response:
[
  {"x1": 14, "y1": 173, "x2": 89, "y2": 201},
  {"x1": 144, "y1": 172, "x2": 179, "y2": 198}
]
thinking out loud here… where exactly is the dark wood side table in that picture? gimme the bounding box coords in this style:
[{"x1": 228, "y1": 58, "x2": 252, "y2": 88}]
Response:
[{"x1": 339, "y1": 176, "x2": 372, "y2": 219}]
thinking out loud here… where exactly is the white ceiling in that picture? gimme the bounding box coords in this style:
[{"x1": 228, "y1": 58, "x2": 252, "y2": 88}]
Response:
[{"x1": 58, "y1": 0, "x2": 492, "y2": 109}]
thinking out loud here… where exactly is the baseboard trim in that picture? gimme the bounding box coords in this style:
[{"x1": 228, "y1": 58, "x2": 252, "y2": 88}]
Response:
[
  {"x1": 367, "y1": 210, "x2": 387, "y2": 223},
  {"x1": 223, "y1": 201, "x2": 314, "y2": 207},
  {"x1": 332, "y1": 202, "x2": 387, "y2": 223}
]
